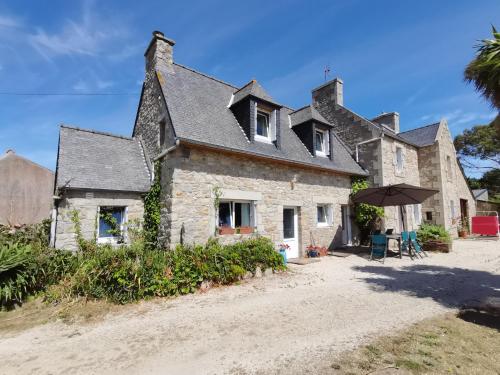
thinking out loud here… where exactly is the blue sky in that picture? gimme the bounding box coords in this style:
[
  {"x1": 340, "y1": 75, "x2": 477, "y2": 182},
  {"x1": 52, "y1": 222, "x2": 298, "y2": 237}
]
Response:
[{"x1": 0, "y1": 0, "x2": 498, "y2": 177}]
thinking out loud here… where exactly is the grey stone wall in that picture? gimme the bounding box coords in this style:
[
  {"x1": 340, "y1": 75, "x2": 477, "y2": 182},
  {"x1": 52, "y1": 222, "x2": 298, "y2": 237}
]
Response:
[
  {"x1": 54, "y1": 190, "x2": 144, "y2": 251},
  {"x1": 160, "y1": 146, "x2": 355, "y2": 254}
]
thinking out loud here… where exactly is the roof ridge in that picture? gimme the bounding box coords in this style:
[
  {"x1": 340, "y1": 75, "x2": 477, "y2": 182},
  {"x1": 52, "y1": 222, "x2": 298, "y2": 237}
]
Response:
[
  {"x1": 399, "y1": 121, "x2": 440, "y2": 134},
  {"x1": 60, "y1": 125, "x2": 135, "y2": 141},
  {"x1": 289, "y1": 104, "x2": 311, "y2": 114},
  {"x1": 173, "y1": 62, "x2": 239, "y2": 89},
  {"x1": 233, "y1": 79, "x2": 257, "y2": 94}
]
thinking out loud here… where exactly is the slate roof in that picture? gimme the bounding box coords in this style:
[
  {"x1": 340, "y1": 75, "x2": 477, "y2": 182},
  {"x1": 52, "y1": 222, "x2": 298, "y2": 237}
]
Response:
[
  {"x1": 290, "y1": 105, "x2": 332, "y2": 127},
  {"x1": 232, "y1": 79, "x2": 279, "y2": 107},
  {"x1": 399, "y1": 122, "x2": 440, "y2": 147},
  {"x1": 156, "y1": 63, "x2": 367, "y2": 176},
  {"x1": 473, "y1": 189, "x2": 488, "y2": 201},
  {"x1": 56, "y1": 126, "x2": 151, "y2": 192}
]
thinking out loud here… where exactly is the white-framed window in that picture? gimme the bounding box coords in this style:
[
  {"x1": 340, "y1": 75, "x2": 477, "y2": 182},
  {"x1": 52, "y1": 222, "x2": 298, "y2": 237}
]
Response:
[
  {"x1": 317, "y1": 204, "x2": 333, "y2": 227},
  {"x1": 315, "y1": 129, "x2": 329, "y2": 157},
  {"x1": 218, "y1": 200, "x2": 256, "y2": 228},
  {"x1": 395, "y1": 146, "x2": 404, "y2": 172},
  {"x1": 254, "y1": 104, "x2": 277, "y2": 144},
  {"x1": 98, "y1": 206, "x2": 126, "y2": 244},
  {"x1": 413, "y1": 204, "x2": 422, "y2": 226},
  {"x1": 256, "y1": 111, "x2": 270, "y2": 139}
]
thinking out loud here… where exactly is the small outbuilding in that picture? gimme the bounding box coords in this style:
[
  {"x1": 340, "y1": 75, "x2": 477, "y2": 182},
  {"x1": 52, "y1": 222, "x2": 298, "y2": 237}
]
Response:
[{"x1": 0, "y1": 149, "x2": 54, "y2": 226}]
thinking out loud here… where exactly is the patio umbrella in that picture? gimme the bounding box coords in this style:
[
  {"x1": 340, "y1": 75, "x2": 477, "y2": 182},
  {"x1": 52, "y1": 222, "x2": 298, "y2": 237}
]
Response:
[{"x1": 351, "y1": 183, "x2": 439, "y2": 231}]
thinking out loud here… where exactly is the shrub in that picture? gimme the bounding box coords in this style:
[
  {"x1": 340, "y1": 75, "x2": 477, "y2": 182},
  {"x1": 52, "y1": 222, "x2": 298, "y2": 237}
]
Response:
[
  {"x1": 351, "y1": 179, "x2": 384, "y2": 244},
  {"x1": 417, "y1": 223, "x2": 451, "y2": 243},
  {"x1": 0, "y1": 242, "x2": 35, "y2": 307}
]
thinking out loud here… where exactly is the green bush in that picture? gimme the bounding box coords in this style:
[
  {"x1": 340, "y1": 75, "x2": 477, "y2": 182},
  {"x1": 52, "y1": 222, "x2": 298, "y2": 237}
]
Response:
[
  {"x1": 0, "y1": 242, "x2": 35, "y2": 307},
  {"x1": 67, "y1": 236, "x2": 284, "y2": 304},
  {"x1": 417, "y1": 223, "x2": 451, "y2": 243}
]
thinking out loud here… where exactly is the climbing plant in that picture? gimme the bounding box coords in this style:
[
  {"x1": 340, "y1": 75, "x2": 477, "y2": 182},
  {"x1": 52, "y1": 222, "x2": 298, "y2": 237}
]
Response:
[
  {"x1": 351, "y1": 178, "x2": 384, "y2": 244},
  {"x1": 212, "y1": 185, "x2": 222, "y2": 235},
  {"x1": 143, "y1": 161, "x2": 162, "y2": 250}
]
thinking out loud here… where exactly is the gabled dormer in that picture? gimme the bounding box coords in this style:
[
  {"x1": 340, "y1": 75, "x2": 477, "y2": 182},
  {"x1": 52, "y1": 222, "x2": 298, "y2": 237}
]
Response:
[
  {"x1": 290, "y1": 105, "x2": 334, "y2": 160},
  {"x1": 230, "y1": 80, "x2": 282, "y2": 148}
]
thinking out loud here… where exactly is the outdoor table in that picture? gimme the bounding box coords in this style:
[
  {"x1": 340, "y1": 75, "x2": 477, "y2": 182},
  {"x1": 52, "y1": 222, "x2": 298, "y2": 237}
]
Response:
[{"x1": 385, "y1": 234, "x2": 403, "y2": 259}]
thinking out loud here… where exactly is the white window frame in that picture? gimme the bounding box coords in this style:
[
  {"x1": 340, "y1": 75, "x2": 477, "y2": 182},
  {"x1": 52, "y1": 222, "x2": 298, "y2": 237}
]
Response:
[
  {"x1": 316, "y1": 203, "x2": 333, "y2": 227},
  {"x1": 395, "y1": 146, "x2": 404, "y2": 172},
  {"x1": 255, "y1": 107, "x2": 274, "y2": 144},
  {"x1": 97, "y1": 206, "x2": 127, "y2": 244},
  {"x1": 315, "y1": 128, "x2": 329, "y2": 157},
  {"x1": 218, "y1": 200, "x2": 256, "y2": 229}
]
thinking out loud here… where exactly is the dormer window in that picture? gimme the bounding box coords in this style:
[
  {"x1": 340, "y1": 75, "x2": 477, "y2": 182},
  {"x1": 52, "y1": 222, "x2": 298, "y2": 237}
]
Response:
[
  {"x1": 315, "y1": 128, "x2": 329, "y2": 157},
  {"x1": 256, "y1": 111, "x2": 270, "y2": 139}
]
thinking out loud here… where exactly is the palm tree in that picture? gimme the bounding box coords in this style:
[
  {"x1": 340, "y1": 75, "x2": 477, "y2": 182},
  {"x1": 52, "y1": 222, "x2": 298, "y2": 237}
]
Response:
[{"x1": 464, "y1": 26, "x2": 500, "y2": 109}]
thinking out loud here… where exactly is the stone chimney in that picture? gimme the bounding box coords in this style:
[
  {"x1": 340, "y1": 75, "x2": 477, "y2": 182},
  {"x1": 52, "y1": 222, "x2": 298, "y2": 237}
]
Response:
[
  {"x1": 371, "y1": 112, "x2": 400, "y2": 133},
  {"x1": 145, "y1": 30, "x2": 175, "y2": 72},
  {"x1": 312, "y1": 78, "x2": 344, "y2": 107}
]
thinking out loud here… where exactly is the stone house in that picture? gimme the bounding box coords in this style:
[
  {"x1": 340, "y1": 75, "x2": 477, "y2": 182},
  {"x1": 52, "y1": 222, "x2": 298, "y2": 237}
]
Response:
[
  {"x1": 0, "y1": 149, "x2": 54, "y2": 226},
  {"x1": 53, "y1": 31, "x2": 368, "y2": 256},
  {"x1": 312, "y1": 80, "x2": 476, "y2": 236}
]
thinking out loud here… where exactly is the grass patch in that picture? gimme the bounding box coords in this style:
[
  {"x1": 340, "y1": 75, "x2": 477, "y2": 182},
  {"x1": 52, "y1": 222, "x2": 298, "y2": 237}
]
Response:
[{"x1": 328, "y1": 313, "x2": 500, "y2": 374}]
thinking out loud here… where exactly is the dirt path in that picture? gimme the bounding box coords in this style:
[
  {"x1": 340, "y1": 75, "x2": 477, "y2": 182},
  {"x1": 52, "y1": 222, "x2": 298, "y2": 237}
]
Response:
[{"x1": 0, "y1": 240, "x2": 498, "y2": 374}]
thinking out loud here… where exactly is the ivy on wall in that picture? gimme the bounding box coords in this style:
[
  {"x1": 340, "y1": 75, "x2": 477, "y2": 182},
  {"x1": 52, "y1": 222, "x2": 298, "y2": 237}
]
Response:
[
  {"x1": 143, "y1": 161, "x2": 162, "y2": 250},
  {"x1": 351, "y1": 178, "x2": 384, "y2": 244}
]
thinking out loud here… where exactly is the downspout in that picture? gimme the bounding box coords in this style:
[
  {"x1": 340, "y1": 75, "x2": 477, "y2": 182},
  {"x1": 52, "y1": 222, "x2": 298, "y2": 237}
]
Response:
[{"x1": 154, "y1": 139, "x2": 179, "y2": 161}]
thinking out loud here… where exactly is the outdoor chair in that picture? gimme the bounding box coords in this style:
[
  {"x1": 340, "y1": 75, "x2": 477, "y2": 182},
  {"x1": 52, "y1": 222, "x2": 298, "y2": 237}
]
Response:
[
  {"x1": 401, "y1": 231, "x2": 410, "y2": 253},
  {"x1": 409, "y1": 231, "x2": 428, "y2": 258},
  {"x1": 370, "y1": 234, "x2": 388, "y2": 263}
]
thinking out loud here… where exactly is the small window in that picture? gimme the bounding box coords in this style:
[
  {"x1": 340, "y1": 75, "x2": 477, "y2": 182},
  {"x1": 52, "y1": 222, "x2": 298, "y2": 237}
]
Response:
[
  {"x1": 446, "y1": 155, "x2": 452, "y2": 180},
  {"x1": 315, "y1": 129, "x2": 329, "y2": 156},
  {"x1": 425, "y1": 211, "x2": 433, "y2": 221},
  {"x1": 317, "y1": 204, "x2": 333, "y2": 226},
  {"x1": 218, "y1": 200, "x2": 255, "y2": 230},
  {"x1": 396, "y1": 147, "x2": 403, "y2": 172},
  {"x1": 256, "y1": 111, "x2": 270, "y2": 139},
  {"x1": 98, "y1": 207, "x2": 126, "y2": 242}
]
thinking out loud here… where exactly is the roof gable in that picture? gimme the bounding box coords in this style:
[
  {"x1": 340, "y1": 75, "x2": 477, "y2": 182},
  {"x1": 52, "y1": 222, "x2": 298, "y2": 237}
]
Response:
[
  {"x1": 232, "y1": 79, "x2": 279, "y2": 107},
  {"x1": 399, "y1": 122, "x2": 440, "y2": 147},
  {"x1": 56, "y1": 126, "x2": 151, "y2": 192},
  {"x1": 290, "y1": 105, "x2": 332, "y2": 127}
]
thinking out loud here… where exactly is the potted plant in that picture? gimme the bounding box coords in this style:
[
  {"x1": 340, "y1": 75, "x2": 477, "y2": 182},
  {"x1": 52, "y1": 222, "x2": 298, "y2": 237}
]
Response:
[
  {"x1": 457, "y1": 220, "x2": 469, "y2": 238},
  {"x1": 218, "y1": 226, "x2": 235, "y2": 235},
  {"x1": 237, "y1": 226, "x2": 254, "y2": 234},
  {"x1": 318, "y1": 246, "x2": 329, "y2": 256},
  {"x1": 306, "y1": 245, "x2": 319, "y2": 258},
  {"x1": 417, "y1": 223, "x2": 452, "y2": 253},
  {"x1": 278, "y1": 243, "x2": 289, "y2": 264}
]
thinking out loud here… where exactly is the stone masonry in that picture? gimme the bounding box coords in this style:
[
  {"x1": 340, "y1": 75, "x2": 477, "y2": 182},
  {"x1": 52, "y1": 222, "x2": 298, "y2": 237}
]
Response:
[
  {"x1": 162, "y1": 146, "x2": 353, "y2": 254},
  {"x1": 54, "y1": 190, "x2": 144, "y2": 251}
]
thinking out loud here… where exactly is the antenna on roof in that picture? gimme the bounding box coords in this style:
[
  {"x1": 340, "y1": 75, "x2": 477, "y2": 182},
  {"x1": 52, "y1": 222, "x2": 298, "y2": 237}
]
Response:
[{"x1": 324, "y1": 65, "x2": 331, "y2": 82}]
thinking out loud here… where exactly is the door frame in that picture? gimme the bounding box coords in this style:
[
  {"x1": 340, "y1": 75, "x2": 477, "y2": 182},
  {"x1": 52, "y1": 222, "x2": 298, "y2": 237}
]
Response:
[{"x1": 283, "y1": 206, "x2": 299, "y2": 259}]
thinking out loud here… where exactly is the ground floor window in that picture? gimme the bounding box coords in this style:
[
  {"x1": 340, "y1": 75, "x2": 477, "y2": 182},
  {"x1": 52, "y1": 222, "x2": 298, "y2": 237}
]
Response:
[
  {"x1": 98, "y1": 206, "x2": 126, "y2": 242},
  {"x1": 218, "y1": 201, "x2": 255, "y2": 229},
  {"x1": 317, "y1": 204, "x2": 333, "y2": 227}
]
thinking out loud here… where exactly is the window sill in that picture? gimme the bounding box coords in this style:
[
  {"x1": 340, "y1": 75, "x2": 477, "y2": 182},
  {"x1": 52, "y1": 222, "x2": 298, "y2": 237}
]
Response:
[
  {"x1": 317, "y1": 223, "x2": 332, "y2": 228},
  {"x1": 255, "y1": 135, "x2": 273, "y2": 144},
  {"x1": 316, "y1": 151, "x2": 328, "y2": 158},
  {"x1": 97, "y1": 237, "x2": 124, "y2": 245}
]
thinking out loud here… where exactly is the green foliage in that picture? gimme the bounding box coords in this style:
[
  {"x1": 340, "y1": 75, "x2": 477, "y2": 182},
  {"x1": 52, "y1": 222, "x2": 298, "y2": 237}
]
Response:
[
  {"x1": 0, "y1": 242, "x2": 34, "y2": 307},
  {"x1": 417, "y1": 223, "x2": 451, "y2": 244},
  {"x1": 99, "y1": 209, "x2": 123, "y2": 241},
  {"x1": 464, "y1": 26, "x2": 500, "y2": 109},
  {"x1": 143, "y1": 161, "x2": 162, "y2": 250},
  {"x1": 0, "y1": 220, "x2": 50, "y2": 251},
  {"x1": 351, "y1": 178, "x2": 384, "y2": 243},
  {"x1": 454, "y1": 121, "x2": 500, "y2": 168},
  {"x1": 70, "y1": 210, "x2": 97, "y2": 253}
]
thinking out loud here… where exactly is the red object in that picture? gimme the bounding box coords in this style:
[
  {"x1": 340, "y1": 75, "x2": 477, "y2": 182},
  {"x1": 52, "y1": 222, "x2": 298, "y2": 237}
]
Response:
[
  {"x1": 471, "y1": 216, "x2": 500, "y2": 236},
  {"x1": 218, "y1": 227, "x2": 235, "y2": 235}
]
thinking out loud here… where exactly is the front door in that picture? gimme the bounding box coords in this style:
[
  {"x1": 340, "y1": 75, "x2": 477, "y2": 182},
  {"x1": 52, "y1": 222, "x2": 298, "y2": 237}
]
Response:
[
  {"x1": 341, "y1": 205, "x2": 353, "y2": 246},
  {"x1": 283, "y1": 207, "x2": 299, "y2": 259}
]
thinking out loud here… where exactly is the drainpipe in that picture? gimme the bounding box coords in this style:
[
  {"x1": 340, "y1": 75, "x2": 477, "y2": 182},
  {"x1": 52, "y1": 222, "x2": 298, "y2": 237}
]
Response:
[
  {"x1": 354, "y1": 133, "x2": 384, "y2": 162},
  {"x1": 154, "y1": 139, "x2": 179, "y2": 161}
]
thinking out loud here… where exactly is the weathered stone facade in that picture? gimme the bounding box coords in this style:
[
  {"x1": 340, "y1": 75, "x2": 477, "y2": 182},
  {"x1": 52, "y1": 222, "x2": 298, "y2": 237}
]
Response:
[
  {"x1": 160, "y1": 146, "x2": 353, "y2": 254},
  {"x1": 418, "y1": 121, "x2": 476, "y2": 235},
  {"x1": 54, "y1": 190, "x2": 144, "y2": 251}
]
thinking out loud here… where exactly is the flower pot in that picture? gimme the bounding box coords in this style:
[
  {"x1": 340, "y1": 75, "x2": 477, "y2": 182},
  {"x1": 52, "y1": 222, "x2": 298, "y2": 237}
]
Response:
[
  {"x1": 318, "y1": 247, "x2": 329, "y2": 257},
  {"x1": 279, "y1": 249, "x2": 287, "y2": 265},
  {"x1": 238, "y1": 226, "x2": 253, "y2": 234},
  {"x1": 458, "y1": 230, "x2": 467, "y2": 238},
  {"x1": 218, "y1": 227, "x2": 235, "y2": 235},
  {"x1": 307, "y1": 249, "x2": 319, "y2": 258}
]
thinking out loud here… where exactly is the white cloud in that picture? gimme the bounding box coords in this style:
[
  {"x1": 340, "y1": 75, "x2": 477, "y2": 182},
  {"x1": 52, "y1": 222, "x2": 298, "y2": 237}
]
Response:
[
  {"x1": 419, "y1": 109, "x2": 496, "y2": 127},
  {"x1": 0, "y1": 14, "x2": 21, "y2": 28},
  {"x1": 96, "y1": 80, "x2": 113, "y2": 90},
  {"x1": 73, "y1": 80, "x2": 89, "y2": 91}
]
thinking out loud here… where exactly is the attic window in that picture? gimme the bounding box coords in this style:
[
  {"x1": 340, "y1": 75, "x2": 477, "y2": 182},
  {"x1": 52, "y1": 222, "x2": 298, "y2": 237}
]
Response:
[
  {"x1": 315, "y1": 129, "x2": 329, "y2": 157},
  {"x1": 256, "y1": 111, "x2": 270, "y2": 139}
]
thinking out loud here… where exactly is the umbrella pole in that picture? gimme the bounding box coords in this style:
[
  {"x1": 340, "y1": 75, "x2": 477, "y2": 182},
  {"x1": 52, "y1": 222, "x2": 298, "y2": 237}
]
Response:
[{"x1": 400, "y1": 205, "x2": 414, "y2": 260}]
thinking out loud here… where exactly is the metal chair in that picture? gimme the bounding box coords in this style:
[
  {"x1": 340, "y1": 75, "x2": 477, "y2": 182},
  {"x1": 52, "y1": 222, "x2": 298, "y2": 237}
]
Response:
[
  {"x1": 370, "y1": 234, "x2": 388, "y2": 263},
  {"x1": 409, "y1": 231, "x2": 427, "y2": 258}
]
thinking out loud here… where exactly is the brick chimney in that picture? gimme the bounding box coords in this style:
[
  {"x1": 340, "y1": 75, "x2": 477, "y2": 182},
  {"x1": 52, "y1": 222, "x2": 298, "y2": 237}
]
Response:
[
  {"x1": 145, "y1": 31, "x2": 175, "y2": 72},
  {"x1": 312, "y1": 77, "x2": 344, "y2": 107},
  {"x1": 371, "y1": 112, "x2": 400, "y2": 133}
]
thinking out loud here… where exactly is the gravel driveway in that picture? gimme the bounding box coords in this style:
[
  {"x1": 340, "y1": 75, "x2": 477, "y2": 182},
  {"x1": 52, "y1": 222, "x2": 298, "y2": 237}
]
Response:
[{"x1": 1, "y1": 239, "x2": 499, "y2": 374}]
